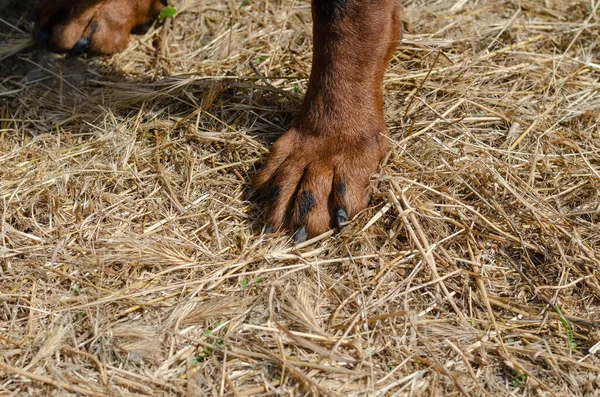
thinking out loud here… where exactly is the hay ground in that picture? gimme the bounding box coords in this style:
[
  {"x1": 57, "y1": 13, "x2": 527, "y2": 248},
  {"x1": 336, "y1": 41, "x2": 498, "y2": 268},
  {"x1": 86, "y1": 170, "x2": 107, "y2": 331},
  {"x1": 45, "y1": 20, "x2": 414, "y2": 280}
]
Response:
[{"x1": 1, "y1": 0, "x2": 600, "y2": 395}]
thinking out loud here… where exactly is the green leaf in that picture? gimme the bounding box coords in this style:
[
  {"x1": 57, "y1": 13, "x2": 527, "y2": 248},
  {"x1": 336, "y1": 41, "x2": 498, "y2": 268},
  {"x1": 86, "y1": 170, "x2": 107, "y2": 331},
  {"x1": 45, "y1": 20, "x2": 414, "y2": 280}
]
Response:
[
  {"x1": 555, "y1": 306, "x2": 575, "y2": 353},
  {"x1": 190, "y1": 354, "x2": 202, "y2": 365},
  {"x1": 238, "y1": 0, "x2": 248, "y2": 10},
  {"x1": 240, "y1": 279, "x2": 249, "y2": 287},
  {"x1": 159, "y1": 6, "x2": 177, "y2": 20},
  {"x1": 254, "y1": 55, "x2": 268, "y2": 64},
  {"x1": 511, "y1": 373, "x2": 527, "y2": 386}
]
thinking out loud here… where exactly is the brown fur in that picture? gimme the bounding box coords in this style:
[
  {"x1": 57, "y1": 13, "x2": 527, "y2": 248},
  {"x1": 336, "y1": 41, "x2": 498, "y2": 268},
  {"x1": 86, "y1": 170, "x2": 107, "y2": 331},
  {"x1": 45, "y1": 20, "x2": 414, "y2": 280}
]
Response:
[{"x1": 33, "y1": 0, "x2": 402, "y2": 241}]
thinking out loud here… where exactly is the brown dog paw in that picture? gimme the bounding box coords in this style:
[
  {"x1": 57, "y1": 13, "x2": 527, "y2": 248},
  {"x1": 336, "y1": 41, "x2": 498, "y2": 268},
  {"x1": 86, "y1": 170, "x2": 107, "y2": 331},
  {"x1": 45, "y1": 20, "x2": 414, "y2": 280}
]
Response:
[
  {"x1": 254, "y1": 127, "x2": 387, "y2": 243},
  {"x1": 32, "y1": 0, "x2": 165, "y2": 55},
  {"x1": 252, "y1": 0, "x2": 400, "y2": 242}
]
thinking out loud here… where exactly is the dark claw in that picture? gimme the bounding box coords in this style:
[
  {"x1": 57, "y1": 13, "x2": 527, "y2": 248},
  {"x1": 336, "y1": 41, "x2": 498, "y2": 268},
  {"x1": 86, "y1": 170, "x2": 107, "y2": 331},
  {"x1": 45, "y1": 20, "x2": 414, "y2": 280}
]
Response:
[
  {"x1": 298, "y1": 191, "x2": 315, "y2": 221},
  {"x1": 89, "y1": 22, "x2": 99, "y2": 36},
  {"x1": 132, "y1": 19, "x2": 155, "y2": 35},
  {"x1": 294, "y1": 226, "x2": 308, "y2": 244},
  {"x1": 29, "y1": 10, "x2": 40, "y2": 22},
  {"x1": 71, "y1": 38, "x2": 90, "y2": 54},
  {"x1": 264, "y1": 224, "x2": 272, "y2": 234},
  {"x1": 336, "y1": 181, "x2": 346, "y2": 196},
  {"x1": 35, "y1": 31, "x2": 49, "y2": 43},
  {"x1": 336, "y1": 208, "x2": 348, "y2": 227}
]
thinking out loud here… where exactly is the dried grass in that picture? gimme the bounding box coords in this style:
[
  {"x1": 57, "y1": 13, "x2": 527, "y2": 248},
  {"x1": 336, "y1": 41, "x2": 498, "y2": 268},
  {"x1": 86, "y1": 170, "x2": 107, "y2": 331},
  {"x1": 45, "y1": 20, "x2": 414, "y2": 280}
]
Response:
[{"x1": 1, "y1": 0, "x2": 600, "y2": 395}]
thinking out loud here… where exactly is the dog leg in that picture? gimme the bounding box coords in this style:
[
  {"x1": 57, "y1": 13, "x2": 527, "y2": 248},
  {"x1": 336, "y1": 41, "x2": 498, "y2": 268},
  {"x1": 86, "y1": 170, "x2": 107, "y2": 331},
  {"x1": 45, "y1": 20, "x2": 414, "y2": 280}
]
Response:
[{"x1": 255, "y1": 0, "x2": 401, "y2": 241}]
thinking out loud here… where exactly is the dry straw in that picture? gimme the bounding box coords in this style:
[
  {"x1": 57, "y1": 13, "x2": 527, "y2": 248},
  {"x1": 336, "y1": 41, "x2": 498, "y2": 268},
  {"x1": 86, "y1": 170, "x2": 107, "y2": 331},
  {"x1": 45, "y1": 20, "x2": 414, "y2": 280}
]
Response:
[{"x1": 1, "y1": 0, "x2": 600, "y2": 395}]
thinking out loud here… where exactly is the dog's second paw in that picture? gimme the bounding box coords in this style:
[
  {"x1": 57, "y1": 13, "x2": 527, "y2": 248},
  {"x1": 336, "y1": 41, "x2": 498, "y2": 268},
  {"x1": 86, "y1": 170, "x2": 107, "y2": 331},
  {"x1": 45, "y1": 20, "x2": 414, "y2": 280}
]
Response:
[{"x1": 33, "y1": 0, "x2": 165, "y2": 55}]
